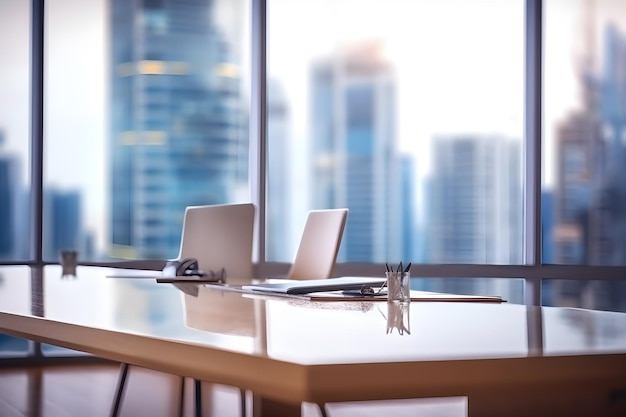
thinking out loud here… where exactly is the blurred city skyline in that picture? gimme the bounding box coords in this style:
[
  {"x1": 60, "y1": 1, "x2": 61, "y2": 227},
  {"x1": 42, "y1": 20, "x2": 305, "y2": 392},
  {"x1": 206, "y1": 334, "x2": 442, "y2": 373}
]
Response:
[
  {"x1": 1, "y1": 0, "x2": 625, "y2": 268},
  {"x1": 1, "y1": 0, "x2": 592, "y2": 186}
]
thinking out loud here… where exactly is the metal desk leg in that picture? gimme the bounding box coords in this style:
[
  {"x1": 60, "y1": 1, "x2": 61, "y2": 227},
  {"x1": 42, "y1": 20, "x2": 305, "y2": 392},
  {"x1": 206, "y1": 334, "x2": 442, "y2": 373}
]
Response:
[
  {"x1": 240, "y1": 388, "x2": 247, "y2": 417},
  {"x1": 179, "y1": 377, "x2": 186, "y2": 417},
  {"x1": 110, "y1": 363, "x2": 129, "y2": 417},
  {"x1": 194, "y1": 379, "x2": 202, "y2": 417}
]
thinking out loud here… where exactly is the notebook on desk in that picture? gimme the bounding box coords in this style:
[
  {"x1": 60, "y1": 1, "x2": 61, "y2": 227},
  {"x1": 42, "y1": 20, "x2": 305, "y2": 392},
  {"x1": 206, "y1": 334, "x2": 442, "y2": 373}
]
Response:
[{"x1": 241, "y1": 277, "x2": 387, "y2": 295}]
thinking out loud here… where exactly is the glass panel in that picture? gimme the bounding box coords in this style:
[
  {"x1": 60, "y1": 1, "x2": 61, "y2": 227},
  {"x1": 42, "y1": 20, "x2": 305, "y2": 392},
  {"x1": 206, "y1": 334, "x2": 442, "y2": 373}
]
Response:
[
  {"x1": 0, "y1": 1, "x2": 31, "y2": 262},
  {"x1": 267, "y1": 0, "x2": 525, "y2": 264},
  {"x1": 44, "y1": 0, "x2": 250, "y2": 262},
  {"x1": 0, "y1": 266, "x2": 32, "y2": 356},
  {"x1": 543, "y1": 0, "x2": 626, "y2": 265},
  {"x1": 543, "y1": 279, "x2": 626, "y2": 312}
]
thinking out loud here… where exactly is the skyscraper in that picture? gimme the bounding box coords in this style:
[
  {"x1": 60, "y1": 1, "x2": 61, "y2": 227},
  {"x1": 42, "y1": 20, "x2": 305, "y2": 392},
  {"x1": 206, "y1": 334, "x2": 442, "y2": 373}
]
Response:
[
  {"x1": 0, "y1": 130, "x2": 24, "y2": 260},
  {"x1": 0, "y1": 130, "x2": 15, "y2": 259},
  {"x1": 553, "y1": 105, "x2": 605, "y2": 264},
  {"x1": 109, "y1": 0, "x2": 247, "y2": 259},
  {"x1": 598, "y1": 24, "x2": 626, "y2": 266},
  {"x1": 553, "y1": 20, "x2": 618, "y2": 266},
  {"x1": 552, "y1": 21, "x2": 626, "y2": 312},
  {"x1": 427, "y1": 135, "x2": 522, "y2": 264},
  {"x1": 43, "y1": 189, "x2": 82, "y2": 259},
  {"x1": 310, "y1": 41, "x2": 408, "y2": 262}
]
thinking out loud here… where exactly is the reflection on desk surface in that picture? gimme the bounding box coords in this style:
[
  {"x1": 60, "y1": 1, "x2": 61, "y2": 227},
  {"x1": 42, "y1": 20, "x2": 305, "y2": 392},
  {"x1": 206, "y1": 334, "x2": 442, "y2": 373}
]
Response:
[
  {"x1": 0, "y1": 265, "x2": 625, "y2": 365},
  {"x1": 184, "y1": 286, "x2": 257, "y2": 337},
  {"x1": 544, "y1": 306, "x2": 626, "y2": 355}
]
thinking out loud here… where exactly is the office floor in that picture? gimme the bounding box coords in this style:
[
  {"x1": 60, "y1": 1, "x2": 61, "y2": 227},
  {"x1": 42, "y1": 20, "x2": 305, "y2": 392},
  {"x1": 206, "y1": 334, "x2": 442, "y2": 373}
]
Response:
[{"x1": 0, "y1": 363, "x2": 466, "y2": 417}]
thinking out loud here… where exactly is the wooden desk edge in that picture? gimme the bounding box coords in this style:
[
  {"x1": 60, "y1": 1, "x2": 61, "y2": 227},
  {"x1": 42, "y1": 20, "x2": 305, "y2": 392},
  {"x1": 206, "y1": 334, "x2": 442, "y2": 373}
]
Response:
[{"x1": 2, "y1": 312, "x2": 625, "y2": 406}]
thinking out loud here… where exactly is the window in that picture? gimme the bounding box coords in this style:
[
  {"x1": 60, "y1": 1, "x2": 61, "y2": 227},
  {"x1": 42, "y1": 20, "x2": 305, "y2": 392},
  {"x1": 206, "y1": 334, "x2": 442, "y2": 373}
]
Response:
[
  {"x1": 541, "y1": 0, "x2": 626, "y2": 312},
  {"x1": 543, "y1": 0, "x2": 626, "y2": 266},
  {"x1": 266, "y1": 0, "x2": 525, "y2": 266},
  {"x1": 1, "y1": 0, "x2": 625, "y2": 312},
  {"x1": 44, "y1": 0, "x2": 250, "y2": 262}
]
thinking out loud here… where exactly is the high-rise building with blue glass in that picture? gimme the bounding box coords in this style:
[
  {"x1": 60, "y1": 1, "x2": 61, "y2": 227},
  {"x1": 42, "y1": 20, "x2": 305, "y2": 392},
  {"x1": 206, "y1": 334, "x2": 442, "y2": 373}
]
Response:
[
  {"x1": 44, "y1": 189, "x2": 82, "y2": 259},
  {"x1": 599, "y1": 24, "x2": 626, "y2": 266},
  {"x1": 553, "y1": 23, "x2": 623, "y2": 267},
  {"x1": 0, "y1": 131, "x2": 15, "y2": 259},
  {"x1": 427, "y1": 135, "x2": 522, "y2": 265},
  {"x1": 0, "y1": 130, "x2": 27, "y2": 260},
  {"x1": 310, "y1": 42, "x2": 410, "y2": 262},
  {"x1": 109, "y1": 0, "x2": 246, "y2": 259}
]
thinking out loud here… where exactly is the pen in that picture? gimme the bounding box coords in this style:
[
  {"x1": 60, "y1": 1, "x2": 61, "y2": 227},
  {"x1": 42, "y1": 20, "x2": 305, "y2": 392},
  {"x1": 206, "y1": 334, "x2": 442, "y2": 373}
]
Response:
[
  {"x1": 403, "y1": 262, "x2": 411, "y2": 273},
  {"x1": 156, "y1": 278, "x2": 225, "y2": 284}
]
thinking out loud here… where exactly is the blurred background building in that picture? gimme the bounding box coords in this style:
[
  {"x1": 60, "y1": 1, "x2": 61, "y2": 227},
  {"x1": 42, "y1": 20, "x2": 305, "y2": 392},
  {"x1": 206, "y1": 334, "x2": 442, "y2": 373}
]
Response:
[
  {"x1": 0, "y1": 130, "x2": 16, "y2": 259},
  {"x1": 0, "y1": 130, "x2": 29, "y2": 260},
  {"x1": 552, "y1": 15, "x2": 626, "y2": 311},
  {"x1": 309, "y1": 42, "x2": 414, "y2": 262},
  {"x1": 109, "y1": 0, "x2": 248, "y2": 260},
  {"x1": 427, "y1": 135, "x2": 522, "y2": 265}
]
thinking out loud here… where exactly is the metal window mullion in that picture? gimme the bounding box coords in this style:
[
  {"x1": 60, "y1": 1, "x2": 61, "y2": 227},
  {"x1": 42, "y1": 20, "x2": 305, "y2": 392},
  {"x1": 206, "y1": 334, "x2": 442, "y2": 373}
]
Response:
[
  {"x1": 250, "y1": 0, "x2": 267, "y2": 265},
  {"x1": 524, "y1": 0, "x2": 543, "y2": 306},
  {"x1": 30, "y1": 0, "x2": 45, "y2": 265},
  {"x1": 28, "y1": 0, "x2": 46, "y2": 362}
]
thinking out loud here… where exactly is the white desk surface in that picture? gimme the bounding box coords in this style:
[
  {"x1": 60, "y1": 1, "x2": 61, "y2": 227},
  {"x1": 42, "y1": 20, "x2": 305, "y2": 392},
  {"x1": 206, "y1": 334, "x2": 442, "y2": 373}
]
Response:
[{"x1": 0, "y1": 266, "x2": 625, "y2": 416}]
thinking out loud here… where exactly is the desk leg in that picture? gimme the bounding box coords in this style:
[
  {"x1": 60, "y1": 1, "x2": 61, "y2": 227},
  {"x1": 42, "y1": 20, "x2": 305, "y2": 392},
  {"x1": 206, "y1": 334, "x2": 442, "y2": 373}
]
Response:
[
  {"x1": 252, "y1": 395, "x2": 301, "y2": 417},
  {"x1": 26, "y1": 367, "x2": 42, "y2": 417},
  {"x1": 239, "y1": 388, "x2": 247, "y2": 417},
  {"x1": 178, "y1": 377, "x2": 185, "y2": 417},
  {"x1": 110, "y1": 363, "x2": 129, "y2": 417},
  {"x1": 194, "y1": 379, "x2": 202, "y2": 417}
]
